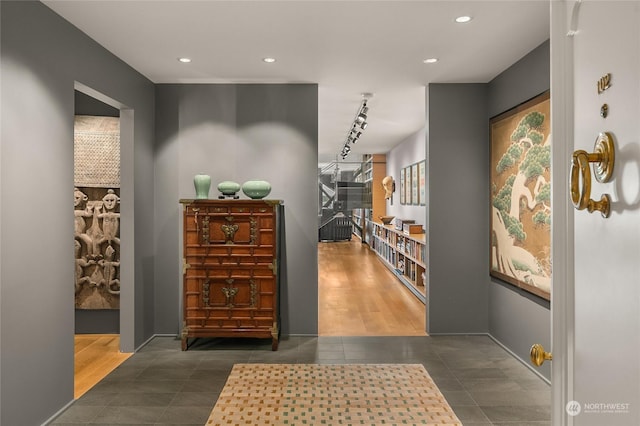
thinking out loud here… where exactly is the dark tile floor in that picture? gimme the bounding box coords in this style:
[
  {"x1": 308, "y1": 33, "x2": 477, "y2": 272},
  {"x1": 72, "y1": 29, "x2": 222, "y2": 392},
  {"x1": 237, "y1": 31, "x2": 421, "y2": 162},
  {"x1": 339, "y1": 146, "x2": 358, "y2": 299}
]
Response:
[{"x1": 52, "y1": 335, "x2": 550, "y2": 425}]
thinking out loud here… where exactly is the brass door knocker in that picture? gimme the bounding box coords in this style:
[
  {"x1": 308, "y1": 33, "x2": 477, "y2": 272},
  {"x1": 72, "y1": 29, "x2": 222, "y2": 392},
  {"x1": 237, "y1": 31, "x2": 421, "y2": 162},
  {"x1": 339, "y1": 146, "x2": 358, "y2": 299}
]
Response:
[{"x1": 570, "y1": 132, "x2": 615, "y2": 218}]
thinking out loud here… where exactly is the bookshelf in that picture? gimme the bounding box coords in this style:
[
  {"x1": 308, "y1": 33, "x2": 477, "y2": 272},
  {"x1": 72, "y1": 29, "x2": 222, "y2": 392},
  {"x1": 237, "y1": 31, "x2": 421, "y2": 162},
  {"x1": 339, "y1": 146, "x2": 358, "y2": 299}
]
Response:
[
  {"x1": 353, "y1": 154, "x2": 386, "y2": 242},
  {"x1": 370, "y1": 221, "x2": 426, "y2": 304}
]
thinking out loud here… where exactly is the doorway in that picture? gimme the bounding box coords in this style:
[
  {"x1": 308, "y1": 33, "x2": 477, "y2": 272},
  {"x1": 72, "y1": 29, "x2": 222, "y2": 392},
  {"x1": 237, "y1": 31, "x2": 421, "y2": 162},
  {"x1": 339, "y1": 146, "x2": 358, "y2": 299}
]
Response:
[
  {"x1": 73, "y1": 83, "x2": 135, "y2": 397},
  {"x1": 317, "y1": 157, "x2": 426, "y2": 336},
  {"x1": 74, "y1": 91, "x2": 121, "y2": 323}
]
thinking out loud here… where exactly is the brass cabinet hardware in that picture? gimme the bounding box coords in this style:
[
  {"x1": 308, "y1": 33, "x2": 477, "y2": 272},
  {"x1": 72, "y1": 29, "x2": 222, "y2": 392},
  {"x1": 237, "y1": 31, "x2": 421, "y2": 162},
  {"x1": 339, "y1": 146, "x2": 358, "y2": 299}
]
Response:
[
  {"x1": 597, "y1": 73, "x2": 612, "y2": 94},
  {"x1": 222, "y1": 278, "x2": 238, "y2": 307},
  {"x1": 202, "y1": 279, "x2": 211, "y2": 306},
  {"x1": 249, "y1": 279, "x2": 257, "y2": 308},
  {"x1": 193, "y1": 208, "x2": 200, "y2": 232},
  {"x1": 268, "y1": 259, "x2": 278, "y2": 276},
  {"x1": 201, "y1": 215, "x2": 210, "y2": 244},
  {"x1": 221, "y1": 223, "x2": 239, "y2": 244},
  {"x1": 530, "y1": 343, "x2": 552, "y2": 367},
  {"x1": 570, "y1": 132, "x2": 615, "y2": 218},
  {"x1": 250, "y1": 218, "x2": 257, "y2": 245}
]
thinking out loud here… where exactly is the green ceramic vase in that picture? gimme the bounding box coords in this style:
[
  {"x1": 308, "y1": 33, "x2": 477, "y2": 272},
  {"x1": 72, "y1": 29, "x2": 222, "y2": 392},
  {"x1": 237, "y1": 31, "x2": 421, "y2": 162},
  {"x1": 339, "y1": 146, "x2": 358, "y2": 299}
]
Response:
[
  {"x1": 242, "y1": 180, "x2": 272, "y2": 199},
  {"x1": 193, "y1": 174, "x2": 211, "y2": 199}
]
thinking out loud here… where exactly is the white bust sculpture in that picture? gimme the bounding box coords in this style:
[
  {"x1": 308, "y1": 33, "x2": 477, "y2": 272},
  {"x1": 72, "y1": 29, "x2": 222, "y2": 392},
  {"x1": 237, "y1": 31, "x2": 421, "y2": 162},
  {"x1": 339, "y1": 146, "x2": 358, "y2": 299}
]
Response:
[{"x1": 381, "y1": 176, "x2": 395, "y2": 200}]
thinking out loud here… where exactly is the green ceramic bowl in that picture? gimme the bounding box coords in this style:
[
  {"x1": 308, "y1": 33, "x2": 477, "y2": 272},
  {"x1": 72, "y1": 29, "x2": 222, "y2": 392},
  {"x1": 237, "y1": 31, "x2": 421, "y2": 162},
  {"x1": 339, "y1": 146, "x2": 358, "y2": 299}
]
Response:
[
  {"x1": 242, "y1": 180, "x2": 272, "y2": 199},
  {"x1": 217, "y1": 181, "x2": 241, "y2": 196}
]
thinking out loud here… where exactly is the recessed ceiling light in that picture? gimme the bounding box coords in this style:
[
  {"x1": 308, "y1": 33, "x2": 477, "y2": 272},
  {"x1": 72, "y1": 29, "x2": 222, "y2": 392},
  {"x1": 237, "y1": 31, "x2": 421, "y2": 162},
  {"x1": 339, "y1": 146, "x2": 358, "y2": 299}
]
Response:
[
  {"x1": 455, "y1": 15, "x2": 472, "y2": 23},
  {"x1": 263, "y1": 57, "x2": 276, "y2": 63},
  {"x1": 178, "y1": 57, "x2": 192, "y2": 63},
  {"x1": 423, "y1": 58, "x2": 438, "y2": 64}
]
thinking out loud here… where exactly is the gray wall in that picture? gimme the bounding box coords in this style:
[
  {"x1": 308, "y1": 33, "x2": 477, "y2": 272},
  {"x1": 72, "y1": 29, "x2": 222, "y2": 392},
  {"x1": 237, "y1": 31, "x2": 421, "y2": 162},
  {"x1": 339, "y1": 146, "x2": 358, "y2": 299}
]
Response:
[
  {"x1": 154, "y1": 84, "x2": 319, "y2": 336},
  {"x1": 0, "y1": 2, "x2": 155, "y2": 424},
  {"x1": 487, "y1": 40, "x2": 551, "y2": 379},
  {"x1": 426, "y1": 83, "x2": 490, "y2": 334},
  {"x1": 386, "y1": 127, "x2": 427, "y2": 225}
]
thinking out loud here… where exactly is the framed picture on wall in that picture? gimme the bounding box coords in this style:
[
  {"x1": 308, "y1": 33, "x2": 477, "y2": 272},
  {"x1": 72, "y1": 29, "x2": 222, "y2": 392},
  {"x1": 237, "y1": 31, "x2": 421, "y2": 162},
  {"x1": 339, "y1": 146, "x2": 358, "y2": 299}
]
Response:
[
  {"x1": 404, "y1": 167, "x2": 412, "y2": 204},
  {"x1": 419, "y1": 160, "x2": 426, "y2": 206},
  {"x1": 489, "y1": 90, "x2": 551, "y2": 301},
  {"x1": 400, "y1": 168, "x2": 405, "y2": 204},
  {"x1": 411, "y1": 163, "x2": 418, "y2": 205}
]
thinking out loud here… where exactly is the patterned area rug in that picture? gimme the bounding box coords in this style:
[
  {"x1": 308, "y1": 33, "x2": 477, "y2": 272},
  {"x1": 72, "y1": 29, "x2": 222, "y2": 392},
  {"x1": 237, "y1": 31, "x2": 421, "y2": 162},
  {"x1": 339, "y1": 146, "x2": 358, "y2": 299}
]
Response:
[{"x1": 206, "y1": 363, "x2": 462, "y2": 425}]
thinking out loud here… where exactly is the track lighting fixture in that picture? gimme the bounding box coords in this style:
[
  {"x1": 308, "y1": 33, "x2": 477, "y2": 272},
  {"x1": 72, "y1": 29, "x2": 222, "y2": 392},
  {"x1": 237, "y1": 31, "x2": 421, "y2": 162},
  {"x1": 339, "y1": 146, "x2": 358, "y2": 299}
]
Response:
[
  {"x1": 358, "y1": 106, "x2": 368, "y2": 121},
  {"x1": 338, "y1": 93, "x2": 372, "y2": 159}
]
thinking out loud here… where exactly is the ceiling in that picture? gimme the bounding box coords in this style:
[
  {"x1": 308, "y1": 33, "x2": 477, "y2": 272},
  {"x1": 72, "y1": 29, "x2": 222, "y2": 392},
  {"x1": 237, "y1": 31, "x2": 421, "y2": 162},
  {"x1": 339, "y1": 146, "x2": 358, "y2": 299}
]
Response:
[{"x1": 43, "y1": 1, "x2": 550, "y2": 163}]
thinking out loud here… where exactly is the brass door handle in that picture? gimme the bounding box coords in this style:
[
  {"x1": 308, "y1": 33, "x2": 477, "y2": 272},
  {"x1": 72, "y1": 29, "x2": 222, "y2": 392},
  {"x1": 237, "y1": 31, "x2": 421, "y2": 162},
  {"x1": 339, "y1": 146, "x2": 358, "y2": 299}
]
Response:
[
  {"x1": 530, "y1": 343, "x2": 552, "y2": 367},
  {"x1": 570, "y1": 132, "x2": 615, "y2": 218}
]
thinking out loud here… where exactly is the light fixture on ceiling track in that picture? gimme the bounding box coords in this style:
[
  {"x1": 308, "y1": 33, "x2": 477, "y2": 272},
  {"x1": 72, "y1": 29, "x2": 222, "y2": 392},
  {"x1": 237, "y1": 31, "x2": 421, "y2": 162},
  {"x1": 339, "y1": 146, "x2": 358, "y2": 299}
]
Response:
[{"x1": 340, "y1": 93, "x2": 372, "y2": 159}]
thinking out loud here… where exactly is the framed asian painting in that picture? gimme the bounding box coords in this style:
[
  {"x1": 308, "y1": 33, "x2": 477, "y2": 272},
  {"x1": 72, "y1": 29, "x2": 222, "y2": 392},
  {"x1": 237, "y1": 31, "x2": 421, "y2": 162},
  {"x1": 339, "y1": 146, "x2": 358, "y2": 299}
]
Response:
[
  {"x1": 418, "y1": 160, "x2": 426, "y2": 206},
  {"x1": 411, "y1": 163, "x2": 418, "y2": 205},
  {"x1": 404, "y1": 167, "x2": 412, "y2": 204},
  {"x1": 489, "y1": 91, "x2": 551, "y2": 301},
  {"x1": 400, "y1": 168, "x2": 406, "y2": 204}
]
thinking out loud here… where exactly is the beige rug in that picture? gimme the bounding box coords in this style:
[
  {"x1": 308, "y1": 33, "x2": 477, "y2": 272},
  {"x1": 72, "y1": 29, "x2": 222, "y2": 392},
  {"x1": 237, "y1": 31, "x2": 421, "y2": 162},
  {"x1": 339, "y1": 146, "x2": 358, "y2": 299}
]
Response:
[{"x1": 206, "y1": 363, "x2": 462, "y2": 425}]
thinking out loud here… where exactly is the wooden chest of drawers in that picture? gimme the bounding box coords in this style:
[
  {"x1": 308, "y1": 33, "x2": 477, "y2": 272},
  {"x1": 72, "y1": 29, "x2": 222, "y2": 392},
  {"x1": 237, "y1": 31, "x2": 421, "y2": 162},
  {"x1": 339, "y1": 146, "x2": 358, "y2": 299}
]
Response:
[{"x1": 179, "y1": 199, "x2": 282, "y2": 350}]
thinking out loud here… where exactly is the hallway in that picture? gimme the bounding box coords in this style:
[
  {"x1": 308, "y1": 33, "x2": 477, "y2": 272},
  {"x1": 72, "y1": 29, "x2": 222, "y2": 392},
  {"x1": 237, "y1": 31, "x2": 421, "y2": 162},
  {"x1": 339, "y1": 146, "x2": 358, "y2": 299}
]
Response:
[{"x1": 318, "y1": 239, "x2": 426, "y2": 336}]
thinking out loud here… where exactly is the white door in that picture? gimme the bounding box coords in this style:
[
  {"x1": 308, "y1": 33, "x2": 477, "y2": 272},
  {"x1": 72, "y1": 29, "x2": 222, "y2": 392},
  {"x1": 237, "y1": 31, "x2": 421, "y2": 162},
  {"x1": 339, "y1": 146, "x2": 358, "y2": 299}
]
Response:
[{"x1": 551, "y1": 1, "x2": 640, "y2": 425}]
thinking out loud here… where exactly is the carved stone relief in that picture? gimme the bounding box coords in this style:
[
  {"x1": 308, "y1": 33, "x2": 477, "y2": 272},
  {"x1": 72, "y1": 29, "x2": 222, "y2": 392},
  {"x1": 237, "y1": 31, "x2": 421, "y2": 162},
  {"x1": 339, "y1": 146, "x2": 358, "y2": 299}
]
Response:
[{"x1": 74, "y1": 187, "x2": 120, "y2": 309}]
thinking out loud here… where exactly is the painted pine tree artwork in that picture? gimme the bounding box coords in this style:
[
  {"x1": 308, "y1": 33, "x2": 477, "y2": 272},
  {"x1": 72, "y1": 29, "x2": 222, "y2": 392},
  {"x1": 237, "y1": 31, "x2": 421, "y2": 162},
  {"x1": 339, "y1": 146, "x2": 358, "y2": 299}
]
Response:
[{"x1": 490, "y1": 92, "x2": 551, "y2": 300}]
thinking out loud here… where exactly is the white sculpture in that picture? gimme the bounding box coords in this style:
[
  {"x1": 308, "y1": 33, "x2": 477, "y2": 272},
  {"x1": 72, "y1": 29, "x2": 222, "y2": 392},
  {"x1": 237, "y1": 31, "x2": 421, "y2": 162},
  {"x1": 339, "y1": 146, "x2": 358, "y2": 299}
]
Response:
[{"x1": 382, "y1": 176, "x2": 395, "y2": 200}]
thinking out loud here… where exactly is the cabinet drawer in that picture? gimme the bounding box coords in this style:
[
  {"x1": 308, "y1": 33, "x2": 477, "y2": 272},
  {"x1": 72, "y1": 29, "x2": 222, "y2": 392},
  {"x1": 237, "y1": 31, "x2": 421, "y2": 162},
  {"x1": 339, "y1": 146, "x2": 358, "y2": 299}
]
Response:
[
  {"x1": 184, "y1": 273, "x2": 275, "y2": 309},
  {"x1": 184, "y1": 214, "x2": 275, "y2": 246}
]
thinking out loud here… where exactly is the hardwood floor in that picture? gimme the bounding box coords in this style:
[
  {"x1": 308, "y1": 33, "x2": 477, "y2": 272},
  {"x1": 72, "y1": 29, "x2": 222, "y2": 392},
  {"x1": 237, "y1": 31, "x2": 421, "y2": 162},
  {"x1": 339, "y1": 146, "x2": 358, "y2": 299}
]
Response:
[
  {"x1": 319, "y1": 239, "x2": 426, "y2": 336},
  {"x1": 74, "y1": 334, "x2": 131, "y2": 399}
]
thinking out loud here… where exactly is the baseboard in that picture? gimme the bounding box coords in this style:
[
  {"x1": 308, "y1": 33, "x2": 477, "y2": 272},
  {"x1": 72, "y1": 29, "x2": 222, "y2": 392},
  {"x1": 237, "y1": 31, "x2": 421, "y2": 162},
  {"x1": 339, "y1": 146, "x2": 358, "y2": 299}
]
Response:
[
  {"x1": 42, "y1": 399, "x2": 76, "y2": 426},
  {"x1": 134, "y1": 333, "x2": 179, "y2": 352},
  {"x1": 427, "y1": 332, "x2": 487, "y2": 336}
]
